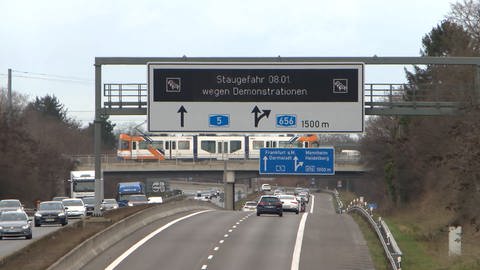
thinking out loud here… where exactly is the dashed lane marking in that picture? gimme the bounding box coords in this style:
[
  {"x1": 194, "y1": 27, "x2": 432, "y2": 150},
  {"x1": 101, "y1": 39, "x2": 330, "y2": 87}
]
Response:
[
  {"x1": 310, "y1": 194, "x2": 315, "y2": 214},
  {"x1": 105, "y1": 210, "x2": 212, "y2": 270}
]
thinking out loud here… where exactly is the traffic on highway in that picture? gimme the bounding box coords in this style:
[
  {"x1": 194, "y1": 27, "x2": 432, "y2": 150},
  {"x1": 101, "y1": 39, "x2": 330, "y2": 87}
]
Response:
[{"x1": 0, "y1": 185, "x2": 375, "y2": 270}]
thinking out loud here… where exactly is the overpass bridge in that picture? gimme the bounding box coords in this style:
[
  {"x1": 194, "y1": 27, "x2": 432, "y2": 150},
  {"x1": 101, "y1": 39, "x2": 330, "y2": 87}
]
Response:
[
  {"x1": 73, "y1": 154, "x2": 367, "y2": 209},
  {"x1": 73, "y1": 153, "x2": 367, "y2": 173}
]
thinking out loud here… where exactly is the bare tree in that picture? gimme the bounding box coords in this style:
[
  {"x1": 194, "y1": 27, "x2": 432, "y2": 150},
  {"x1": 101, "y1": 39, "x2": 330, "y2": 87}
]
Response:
[{"x1": 448, "y1": 0, "x2": 480, "y2": 52}]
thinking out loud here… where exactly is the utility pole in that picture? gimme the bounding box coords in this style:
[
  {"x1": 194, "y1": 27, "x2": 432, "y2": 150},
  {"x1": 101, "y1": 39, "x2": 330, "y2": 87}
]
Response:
[{"x1": 7, "y1": 68, "x2": 12, "y2": 120}]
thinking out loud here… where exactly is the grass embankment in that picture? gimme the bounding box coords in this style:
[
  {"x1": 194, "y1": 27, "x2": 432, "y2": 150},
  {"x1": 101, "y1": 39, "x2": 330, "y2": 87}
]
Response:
[{"x1": 339, "y1": 191, "x2": 480, "y2": 270}]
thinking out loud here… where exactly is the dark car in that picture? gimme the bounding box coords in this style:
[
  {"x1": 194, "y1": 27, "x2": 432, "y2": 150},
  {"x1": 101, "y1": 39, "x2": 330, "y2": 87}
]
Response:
[
  {"x1": 127, "y1": 195, "x2": 149, "y2": 206},
  {"x1": 256, "y1": 195, "x2": 283, "y2": 217},
  {"x1": 81, "y1": 196, "x2": 96, "y2": 215},
  {"x1": 34, "y1": 201, "x2": 68, "y2": 227},
  {"x1": 0, "y1": 211, "x2": 32, "y2": 239}
]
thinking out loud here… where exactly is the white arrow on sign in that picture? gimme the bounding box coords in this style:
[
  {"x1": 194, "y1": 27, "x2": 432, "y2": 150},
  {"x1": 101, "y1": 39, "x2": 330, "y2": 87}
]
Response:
[
  {"x1": 294, "y1": 156, "x2": 304, "y2": 172},
  {"x1": 263, "y1": 156, "x2": 268, "y2": 172}
]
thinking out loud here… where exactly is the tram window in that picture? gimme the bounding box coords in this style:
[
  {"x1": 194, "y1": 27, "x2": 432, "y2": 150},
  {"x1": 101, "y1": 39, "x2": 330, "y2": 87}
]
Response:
[
  {"x1": 230, "y1": 140, "x2": 241, "y2": 153},
  {"x1": 178, "y1": 141, "x2": 190, "y2": 150},
  {"x1": 252, "y1": 141, "x2": 264, "y2": 149},
  {"x1": 152, "y1": 141, "x2": 164, "y2": 150},
  {"x1": 139, "y1": 141, "x2": 148, "y2": 149},
  {"x1": 132, "y1": 142, "x2": 138, "y2": 150},
  {"x1": 119, "y1": 140, "x2": 129, "y2": 150},
  {"x1": 279, "y1": 141, "x2": 290, "y2": 148},
  {"x1": 201, "y1": 140, "x2": 216, "y2": 153},
  {"x1": 217, "y1": 142, "x2": 223, "y2": 153},
  {"x1": 171, "y1": 141, "x2": 176, "y2": 150},
  {"x1": 266, "y1": 141, "x2": 277, "y2": 148}
]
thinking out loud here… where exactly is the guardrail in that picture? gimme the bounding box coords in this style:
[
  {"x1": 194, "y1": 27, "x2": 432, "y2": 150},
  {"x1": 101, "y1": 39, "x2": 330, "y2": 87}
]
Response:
[{"x1": 347, "y1": 199, "x2": 402, "y2": 270}]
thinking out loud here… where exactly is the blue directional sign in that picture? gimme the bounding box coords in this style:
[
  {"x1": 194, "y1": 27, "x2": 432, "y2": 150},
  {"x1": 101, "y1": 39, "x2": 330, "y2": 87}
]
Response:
[
  {"x1": 259, "y1": 148, "x2": 335, "y2": 175},
  {"x1": 276, "y1": 114, "x2": 297, "y2": 128},
  {"x1": 209, "y1": 114, "x2": 230, "y2": 127}
]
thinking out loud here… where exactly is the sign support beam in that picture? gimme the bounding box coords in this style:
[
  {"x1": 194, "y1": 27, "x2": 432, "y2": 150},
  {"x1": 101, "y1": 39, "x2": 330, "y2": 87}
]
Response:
[{"x1": 93, "y1": 64, "x2": 103, "y2": 217}]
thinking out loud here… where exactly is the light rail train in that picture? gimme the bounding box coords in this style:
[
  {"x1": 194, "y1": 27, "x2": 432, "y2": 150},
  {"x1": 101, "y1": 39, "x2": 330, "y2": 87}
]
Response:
[{"x1": 117, "y1": 134, "x2": 317, "y2": 161}]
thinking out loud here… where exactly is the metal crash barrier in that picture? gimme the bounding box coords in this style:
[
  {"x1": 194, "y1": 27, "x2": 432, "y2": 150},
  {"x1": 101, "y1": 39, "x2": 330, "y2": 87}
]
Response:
[{"x1": 347, "y1": 198, "x2": 403, "y2": 270}]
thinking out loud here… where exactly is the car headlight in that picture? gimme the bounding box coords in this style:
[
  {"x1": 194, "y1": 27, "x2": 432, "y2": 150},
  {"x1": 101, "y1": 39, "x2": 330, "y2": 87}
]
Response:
[
  {"x1": 0, "y1": 226, "x2": 3, "y2": 230},
  {"x1": 128, "y1": 202, "x2": 133, "y2": 206},
  {"x1": 58, "y1": 212, "x2": 65, "y2": 216},
  {"x1": 34, "y1": 213, "x2": 42, "y2": 217},
  {"x1": 22, "y1": 224, "x2": 30, "y2": 229}
]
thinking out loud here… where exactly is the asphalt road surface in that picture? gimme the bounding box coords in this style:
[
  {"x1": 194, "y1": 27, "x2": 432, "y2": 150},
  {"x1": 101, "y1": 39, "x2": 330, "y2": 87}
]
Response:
[
  {"x1": 0, "y1": 220, "x2": 78, "y2": 260},
  {"x1": 82, "y1": 193, "x2": 374, "y2": 270}
]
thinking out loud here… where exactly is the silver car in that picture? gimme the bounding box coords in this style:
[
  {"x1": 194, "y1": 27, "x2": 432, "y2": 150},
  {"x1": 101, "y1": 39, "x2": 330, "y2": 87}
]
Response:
[
  {"x1": 0, "y1": 199, "x2": 24, "y2": 213},
  {"x1": 101, "y1": 199, "x2": 119, "y2": 211},
  {"x1": 0, "y1": 211, "x2": 32, "y2": 239}
]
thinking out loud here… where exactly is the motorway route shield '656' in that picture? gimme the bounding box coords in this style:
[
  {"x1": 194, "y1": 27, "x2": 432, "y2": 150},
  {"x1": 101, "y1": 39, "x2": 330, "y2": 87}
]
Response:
[
  {"x1": 148, "y1": 62, "x2": 364, "y2": 133},
  {"x1": 259, "y1": 148, "x2": 335, "y2": 175}
]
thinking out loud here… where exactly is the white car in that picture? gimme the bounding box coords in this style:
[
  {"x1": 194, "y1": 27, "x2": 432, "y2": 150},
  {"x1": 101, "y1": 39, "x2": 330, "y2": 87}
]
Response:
[
  {"x1": 0, "y1": 199, "x2": 24, "y2": 213},
  {"x1": 148, "y1": 196, "x2": 163, "y2": 204},
  {"x1": 242, "y1": 201, "x2": 257, "y2": 211},
  {"x1": 277, "y1": 195, "x2": 299, "y2": 214},
  {"x1": 62, "y1": 198, "x2": 86, "y2": 218},
  {"x1": 261, "y1": 184, "x2": 272, "y2": 192},
  {"x1": 194, "y1": 191, "x2": 211, "y2": 201}
]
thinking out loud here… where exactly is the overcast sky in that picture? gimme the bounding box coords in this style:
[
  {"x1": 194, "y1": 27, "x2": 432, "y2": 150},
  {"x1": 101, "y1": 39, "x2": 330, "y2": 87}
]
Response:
[{"x1": 0, "y1": 0, "x2": 455, "y2": 128}]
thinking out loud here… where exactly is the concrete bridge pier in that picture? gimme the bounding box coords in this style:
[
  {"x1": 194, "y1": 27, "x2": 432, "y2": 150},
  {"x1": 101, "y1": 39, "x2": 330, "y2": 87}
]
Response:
[{"x1": 224, "y1": 171, "x2": 235, "y2": 210}]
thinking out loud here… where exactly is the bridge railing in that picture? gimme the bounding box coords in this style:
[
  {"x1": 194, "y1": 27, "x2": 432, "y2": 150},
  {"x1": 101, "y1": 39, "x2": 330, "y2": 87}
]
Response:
[
  {"x1": 68, "y1": 151, "x2": 362, "y2": 166},
  {"x1": 347, "y1": 198, "x2": 403, "y2": 270},
  {"x1": 102, "y1": 83, "x2": 460, "y2": 115}
]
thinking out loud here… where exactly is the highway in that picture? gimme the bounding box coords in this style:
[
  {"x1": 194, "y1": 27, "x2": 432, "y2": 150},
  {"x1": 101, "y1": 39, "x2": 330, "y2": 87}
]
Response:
[{"x1": 81, "y1": 193, "x2": 374, "y2": 270}]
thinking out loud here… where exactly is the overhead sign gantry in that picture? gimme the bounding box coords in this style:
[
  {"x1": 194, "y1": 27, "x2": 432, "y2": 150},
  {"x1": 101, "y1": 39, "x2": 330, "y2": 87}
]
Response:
[{"x1": 148, "y1": 62, "x2": 364, "y2": 132}]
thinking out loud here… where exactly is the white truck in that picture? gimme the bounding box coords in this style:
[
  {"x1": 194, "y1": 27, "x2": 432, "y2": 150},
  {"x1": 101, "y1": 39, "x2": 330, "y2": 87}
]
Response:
[{"x1": 70, "y1": 171, "x2": 95, "y2": 198}]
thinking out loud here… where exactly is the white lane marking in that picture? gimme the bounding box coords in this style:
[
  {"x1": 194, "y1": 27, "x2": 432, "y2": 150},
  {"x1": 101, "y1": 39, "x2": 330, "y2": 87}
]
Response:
[
  {"x1": 224, "y1": 234, "x2": 229, "y2": 238},
  {"x1": 105, "y1": 210, "x2": 211, "y2": 270},
  {"x1": 232, "y1": 225, "x2": 237, "y2": 228},
  {"x1": 214, "y1": 246, "x2": 219, "y2": 251},
  {"x1": 219, "y1": 240, "x2": 224, "y2": 244},
  {"x1": 236, "y1": 222, "x2": 240, "y2": 225},
  {"x1": 201, "y1": 265, "x2": 208, "y2": 270},
  {"x1": 309, "y1": 194, "x2": 315, "y2": 214},
  {"x1": 291, "y1": 213, "x2": 308, "y2": 270},
  {"x1": 228, "y1": 229, "x2": 233, "y2": 232},
  {"x1": 208, "y1": 255, "x2": 213, "y2": 260}
]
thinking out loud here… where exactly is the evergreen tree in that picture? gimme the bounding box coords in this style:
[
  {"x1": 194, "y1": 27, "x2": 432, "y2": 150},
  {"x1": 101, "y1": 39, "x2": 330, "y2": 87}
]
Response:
[
  {"x1": 85, "y1": 115, "x2": 117, "y2": 151},
  {"x1": 27, "y1": 94, "x2": 68, "y2": 122}
]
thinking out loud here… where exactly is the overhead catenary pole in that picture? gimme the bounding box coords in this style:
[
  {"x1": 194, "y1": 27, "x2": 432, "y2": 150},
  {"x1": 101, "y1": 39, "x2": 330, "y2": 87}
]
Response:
[
  {"x1": 93, "y1": 63, "x2": 103, "y2": 216},
  {"x1": 7, "y1": 68, "x2": 12, "y2": 121}
]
